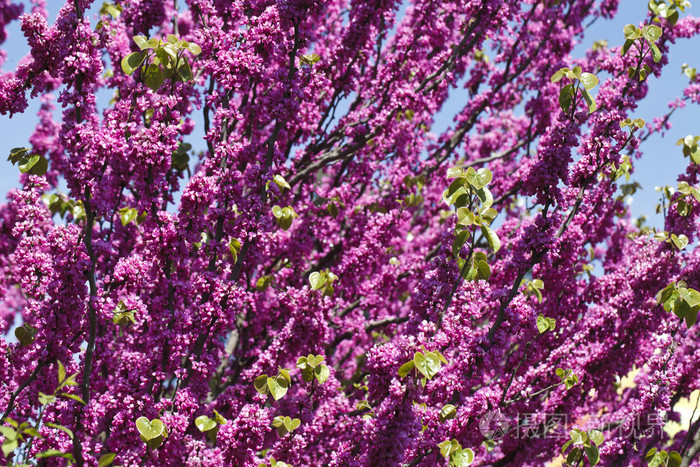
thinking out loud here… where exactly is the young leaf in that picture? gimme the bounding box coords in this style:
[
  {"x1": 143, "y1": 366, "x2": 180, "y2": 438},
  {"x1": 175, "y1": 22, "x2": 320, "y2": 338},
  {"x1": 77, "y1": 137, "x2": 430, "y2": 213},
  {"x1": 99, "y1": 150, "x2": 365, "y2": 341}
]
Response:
[
  {"x1": 121, "y1": 51, "x2": 146, "y2": 75},
  {"x1": 98, "y1": 453, "x2": 117, "y2": 466},
  {"x1": 398, "y1": 360, "x2": 415, "y2": 378},
  {"x1": 254, "y1": 375, "x2": 269, "y2": 394},
  {"x1": 579, "y1": 72, "x2": 599, "y2": 91},
  {"x1": 35, "y1": 449, "x2": 76, "y2": 462},
  {"x1": 480, "y1": 225, "x2": 501, "y2": 253}
]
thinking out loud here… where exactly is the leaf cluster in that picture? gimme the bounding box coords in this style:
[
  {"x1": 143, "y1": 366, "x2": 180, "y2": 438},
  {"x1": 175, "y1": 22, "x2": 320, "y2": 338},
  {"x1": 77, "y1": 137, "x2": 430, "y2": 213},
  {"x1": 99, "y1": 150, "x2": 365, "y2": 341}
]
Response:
[
  {"x1": 656, "y1": 281, "x2": 700, "y2": 327},
  {"x1": 271, "y1": 416, "x2": 301, "y2": 437},
  {"x1": 296, "y1": 354, "x2": 330, "y2": 384},
  {"x1": 309, "y1": 269, "x2": 338, "y2": 296},
  {"x1": 42, "y1": 193, "x2": 86, "y2": 221},
  {"x1": 254, "y1": 368, "x2": 292, "y2": 401},
  {"x1": 551, "y1": 66, "x2": 599, "y2": 114},
  {"x1": 194, "y1": 410, "x2": 227, "y2": 443},
  {"x1": 272, "y1": 205, "x2": 298, "y2": 231},
  {"x1": 444, "y1": 167, "x2": 500, "y2": 280},
  {"x1": 536, "y1": 313, "x2": 556, "y2": 333},
  {"x1": 648, "y1": 0, "x2": 690, "y2": 25},
  {"x1": 561, "y1": 428, "x2": 604, "y2": 466},
  {"x1": 645, "y1": 447, "x2": 682, "y2": 467},
  {"x1": 121, "y1": 35, "x2": 201, "y2": 91},
  {"x1": 555, "y1": 368, "x2": 579, "y2": 390},
  {"x1": 398, "y1": 347, "x2": 448, "y2": 387},
  {"x1": 437, "y1": 439, "x2": 474, "y2": 467},
  {"x1": 676, "y1": 135, "x2": 700, "y2": 164},
  {"x1": 8, "y1": 147, "x2": 48, "y2": 176}
]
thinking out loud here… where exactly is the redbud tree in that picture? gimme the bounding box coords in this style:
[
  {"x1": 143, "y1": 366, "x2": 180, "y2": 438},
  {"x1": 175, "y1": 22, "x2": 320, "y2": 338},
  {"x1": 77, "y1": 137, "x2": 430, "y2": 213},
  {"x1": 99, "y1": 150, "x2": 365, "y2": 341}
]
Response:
[{"x1": 1, "y1": 0, "x2": 700, "y2": 466}]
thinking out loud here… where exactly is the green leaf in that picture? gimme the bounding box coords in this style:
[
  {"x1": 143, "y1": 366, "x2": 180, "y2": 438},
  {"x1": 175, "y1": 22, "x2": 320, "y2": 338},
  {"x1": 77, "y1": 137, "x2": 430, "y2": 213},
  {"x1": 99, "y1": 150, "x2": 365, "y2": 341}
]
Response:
[
  {"x1": 22, "y1": 427, "x2": 41, "y2": 438},
  {"x1": 588, "y1": 429, "x2": 604, "y2": 446},
  {"x1": 186, "y1": 43, "x2": 202, "y2": 55},
  {"x1": 144, "y1": 64, "x2": 165, "y2": 91},
  {"x1": 579, "y1": 72, "x2": 599, "y2": 91},
  {"x1": 623, "y1": 24, "x2": 641, "y2": 39},
  {"x1": 195, "y1": 415, "x2": 217, "y2": 432},
  {"x1": 119, "y1": 207, "x2": 138, "y2": 226},
  {"x1": 452, "y1": 230, "x2": 470, "y2": 257},
  {"x1": 581, "y1": 88, "x2": 597, "y2": 113},
  {"x1": 18, "y1": 154, "x2": 40, "y2": 173},
  {"x1": 559, "y1": 84, "x2": 574, "y2": 114},
  {"x1": 456, "y1": 208, "x2": 475, "y2": 226},
  {"x1": 474, "y1": 260, "x2": 491, "y2": 281},
  {"x1": 273, "y1": 174, "x2": 291, "y2": 190},
  {"x1": 669, "y1": 451, "x2": 683, "y2": 467},
  {"x1": 121, "y1": 51, "x2": 146, "y2": 75},
  {"x1": 551, "y1": 68, "x2": 567, "y2": 83},
  {"x1": 309, "y1": 271, "x2": 326, "y2": 290},
  {"x1": 621, "y1": 39, "x2": 635, "y2": 56},
  {"x1": 398, "y1": 360, "x2": 415, "y2": 377},
  {"x1": 135, "y1": 417, "x2": 166, "y2": 448},
  {"x1": 57, "y1": 360, "x2": 66, "y2": 385},
  {"x1": 474, "y1": 168, "x2": 492, "y2": 189},
  {"x1": 256, "y1": 275, "x2": 273, "y2": 291},
  {"x1": 671, "y1": 233, "x2": 689, "y2": 250},
  {"x1": 98, "y1": 453, "x2": 117, "y2": 466},
  {"x1": 650, "y1": 41, "x2": 662, "y2": 63},
  {"x1": 475, "y1": 186, "x2": 493, "y2": 208},
  {"x1": 8, "y1": 147, "x2": 29, "y2": 163},
  {"x1": 584, "y1": 444, "x2": 600, "y2": 466},
  {"x1": 177, "y1": 59, "x2": 193, "y2": 82},
  {"x1": 286, "y1": 418, "x2": 300, "y2": 431},
  {"x1": 439, "y1": 404, "x2": 457, "y2": 422},
  {"x1": 480, "y1": 225, "x2": 501, "y2": 253},
  {"x1": 446, "y1": 167, "x2": 464, "y2": 179},
  {"x1": 1, "y1": 439, "x2": 18, "y2": 457},
  {"x1": 38, "y1": 391, "x2": 56, "y2": 405},
  {"x1": 0, "y1": 426, "x2": 16, "y2": 440},
  {"x1": 314, "y1": 364, "x2": 330, "y2": 384},
  {"x1": 451, "y1": 448, "x2": 474, "y2": 467},
  {"x1": 36, "y1": 449, "x2": 76, "y2": 462},
  {"x1": 438, "y1": 440, "x2": 459, "y2": 458},
  {"x1": 133, "y1": 35, "x2": 151, "y2": 51},
  {"x1": 643, "y1": 24, "x2": 663, "y2": 42},
  {"x1": 567, "y1": 447, "x2": 581, "y2": 465},
  {"x1": 267, "y1": 375, "x2": 289, "y2": 400},
  {"x1": 464, "y1": 167, "x2": 478, "y2": 187},
  {"x1": 561, "y1": 439, "x2": 573, "y2": 454},
  {"x1": 536, "y1": 314, "x2": 549, "y2": 333}
]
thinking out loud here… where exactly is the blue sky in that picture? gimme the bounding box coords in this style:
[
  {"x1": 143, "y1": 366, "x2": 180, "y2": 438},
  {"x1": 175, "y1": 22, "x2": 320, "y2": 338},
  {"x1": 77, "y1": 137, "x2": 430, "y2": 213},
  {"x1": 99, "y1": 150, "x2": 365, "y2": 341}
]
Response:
[{"x1": 0, "y1": 0, "x2": 698, "y2": 229}]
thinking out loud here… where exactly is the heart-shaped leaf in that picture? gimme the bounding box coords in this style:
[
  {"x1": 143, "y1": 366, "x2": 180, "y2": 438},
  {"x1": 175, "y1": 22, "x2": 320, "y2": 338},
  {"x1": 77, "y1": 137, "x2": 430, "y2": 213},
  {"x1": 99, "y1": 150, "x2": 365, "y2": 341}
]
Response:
[
  {"x1": 136, "y1": 417, "x2": 166, "y2": 449},
  {"x1": 475, "y1": 168, "x2": 492, "y2": 188},
  {"x1": 480, "y1": 224, "x2": 501, "y2": 253},
  {"x1": 309, "y1": 271, "x2": 326, "y2": 290},
  {"x1": 98, "y1": 453, "x2": 116, "y2": 466},
  {"x1": 579, "y1": 72, "x2": 599, "y2": 91},
  {"x1": 314, "y1": 364, "x2": 330, "y2": 384},
  {"x1": 121, "y1": 51, "x2": 146, "y2": 75},
  {"x1": 451, "y1": 447, "x2": 474, "y2": 466},
  {"x1": 439, "y1": 404, "x2": 457, "y2": 422},
  {"x1": 588, "y1": 429, "x2": 604, "y2": 446},
  {"x1": 195, "y1": 415, "x2": 217, "y2": 433},
  {"x1": 398, "y1": 360, "x2": 415, "y2": 377},
  {"x1": 254, "y1": 375, "x2": 269, "y2": 394},
  {"x1": 267, "y1": 375, "x2": 289, "y2": 400}
]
